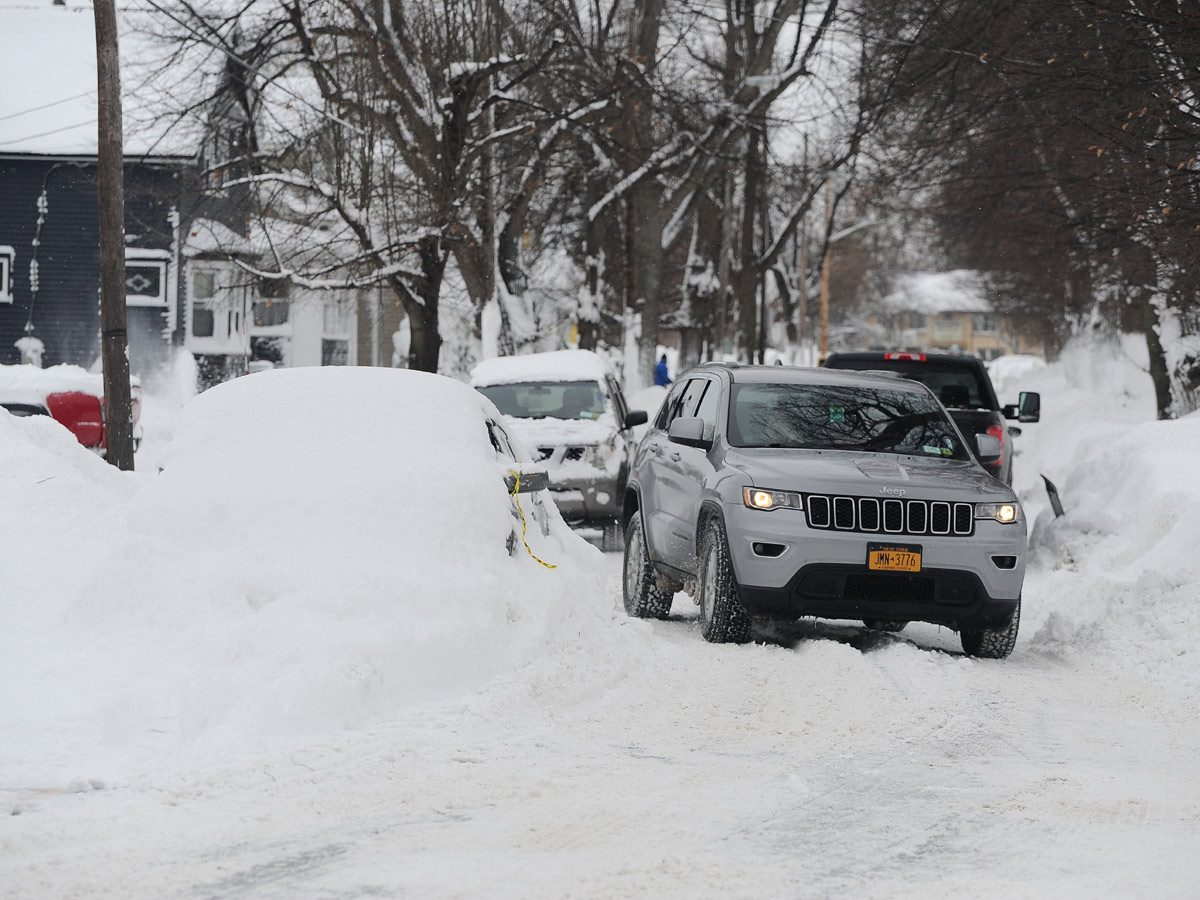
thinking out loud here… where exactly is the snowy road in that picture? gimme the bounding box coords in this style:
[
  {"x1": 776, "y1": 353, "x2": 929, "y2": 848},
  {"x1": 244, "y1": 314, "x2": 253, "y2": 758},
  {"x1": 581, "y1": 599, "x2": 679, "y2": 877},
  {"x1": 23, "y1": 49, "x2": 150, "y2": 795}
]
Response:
[{"x1": 7, "y1": 553, "x2": 1199, "y2": 899}]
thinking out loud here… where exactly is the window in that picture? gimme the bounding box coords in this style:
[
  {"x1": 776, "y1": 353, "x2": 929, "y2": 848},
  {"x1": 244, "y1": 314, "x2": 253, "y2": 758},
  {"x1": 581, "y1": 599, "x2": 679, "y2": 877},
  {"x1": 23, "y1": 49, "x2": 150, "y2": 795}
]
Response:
[
  {"x1": 933, "y1": 315, "x2": 965, "y2": 342},
  {"x1": 972, "y1": 313, "x2": 996, "y2": 333},
  {"x1": 191, "y1": 269, "x2": 216, "y2": 337},
  {"x1": 124, "y1": 250, "x2": 170, "y2": 307},
  {"x1": 654, "y1": 380, "x2": 689, "y2": 430},
  {"x1": 0, "y1": 246, "x2": 13, "y2": 304},
  {"x1": 253, "y1": 299, "x2": 289, "y2": 326},
  {"x1": 678, "y1": 378, "x2": 709, "y2": 420},
  {"x1": 477, "y1": 381, "x2": 605, "y2": 421},
  {"x1": 727, "y1": 383, "x2": 968, "y2": 460},
  {"x1": 693, "y1": 380, "x2": 721, "y2": 441},
  {"x1": 323, "y1": 301, "x2": 350, "y2": 336},
  {"x1": 606, "y1": 376, "x2": 629, "y2": 425},
  {"x1": 322, "y1": 338, "x2": 349, "y2": 366}
]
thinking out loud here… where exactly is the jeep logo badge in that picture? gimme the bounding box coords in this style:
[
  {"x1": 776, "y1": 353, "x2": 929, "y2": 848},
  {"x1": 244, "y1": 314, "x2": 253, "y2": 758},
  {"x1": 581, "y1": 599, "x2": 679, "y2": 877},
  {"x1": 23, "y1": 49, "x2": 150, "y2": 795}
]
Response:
[{"x1": 880, "y1": 487, "x2": 906, "y2": 497}]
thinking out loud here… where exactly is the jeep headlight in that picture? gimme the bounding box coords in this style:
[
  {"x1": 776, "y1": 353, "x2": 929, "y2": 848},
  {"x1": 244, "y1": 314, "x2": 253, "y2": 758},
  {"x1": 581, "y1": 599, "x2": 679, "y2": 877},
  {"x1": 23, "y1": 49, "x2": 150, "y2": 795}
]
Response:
[
  {"x1": 743, "y1": 487, "x2": 803, "y2": 511},
  {"x1": 975, "y1": 501, "x2": 1020, "y2": 524}
]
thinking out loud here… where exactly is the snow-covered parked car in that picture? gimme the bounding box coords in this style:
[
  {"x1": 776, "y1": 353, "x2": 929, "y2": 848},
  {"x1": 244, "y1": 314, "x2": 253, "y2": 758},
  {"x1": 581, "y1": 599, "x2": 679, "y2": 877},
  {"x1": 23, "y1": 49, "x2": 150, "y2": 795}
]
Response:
[
  {"x1": 0, "y1": 363, "x2": 142, "y2": 454},
  {"x1": 151, "y1": 366, "x2": 579, "y2": 568},
  {"x1": 471, "y1": 350, "x2": 648, "y2": 550}
]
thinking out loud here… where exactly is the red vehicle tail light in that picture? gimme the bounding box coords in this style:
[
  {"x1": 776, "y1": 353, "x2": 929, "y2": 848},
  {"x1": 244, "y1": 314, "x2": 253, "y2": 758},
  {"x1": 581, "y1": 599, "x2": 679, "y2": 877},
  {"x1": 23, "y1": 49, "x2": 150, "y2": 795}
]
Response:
[
  {"x1": 45, "y1": 391, "x2": 105, "y2": 448},
  {"x1": 884, "y1": 352, "x2": 926, "y2": 361},
  {"x1": 986, "y1": 424, "x2": 1006, "y2": 467}
]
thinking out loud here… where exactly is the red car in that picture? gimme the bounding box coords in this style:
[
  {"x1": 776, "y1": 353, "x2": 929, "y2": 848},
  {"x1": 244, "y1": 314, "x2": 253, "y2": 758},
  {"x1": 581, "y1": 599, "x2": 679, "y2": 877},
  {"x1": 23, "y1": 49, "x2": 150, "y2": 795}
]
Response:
[{"x1": 0, "y1": 363, "x2": 142, "y2": 454}]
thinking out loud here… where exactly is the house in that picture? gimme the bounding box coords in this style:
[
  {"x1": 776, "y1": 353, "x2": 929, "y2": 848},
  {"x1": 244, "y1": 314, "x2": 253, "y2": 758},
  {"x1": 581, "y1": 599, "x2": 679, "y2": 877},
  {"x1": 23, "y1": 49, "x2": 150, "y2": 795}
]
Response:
[
  {"x1": 0, "y1": 1, "x2": 368, "y2": 391},
  {"x1": 875, "y1": 270, "x2": 1045, "y2": 360},
  {"x1": 0, "y1": 2, "x2": 190, "y2": 381}
]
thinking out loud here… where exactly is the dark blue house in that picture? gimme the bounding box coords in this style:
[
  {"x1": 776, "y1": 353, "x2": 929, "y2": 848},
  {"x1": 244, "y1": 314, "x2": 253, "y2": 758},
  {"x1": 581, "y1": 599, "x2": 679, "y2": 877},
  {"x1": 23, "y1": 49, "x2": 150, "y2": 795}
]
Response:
[
  {"x1": 0, "y1": 2, "x2": 204, "y2": 384},
  {"x1": 0, "y1": 156, "x2": 193, "y2": 377}
]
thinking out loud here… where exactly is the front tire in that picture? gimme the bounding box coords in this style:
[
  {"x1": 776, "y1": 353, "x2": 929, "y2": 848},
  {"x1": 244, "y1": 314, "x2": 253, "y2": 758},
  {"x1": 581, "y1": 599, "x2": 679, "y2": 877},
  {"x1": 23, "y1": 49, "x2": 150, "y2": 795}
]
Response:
[
  {"x1": 697, "y1": 517, "x2": 752, "y2": 644},
  {"x1": 960, "y1": 596, "x2": 1021, "y2": 659},
  {"x1": 623, "y1": 513, "x2": 673, "y2": 619}
]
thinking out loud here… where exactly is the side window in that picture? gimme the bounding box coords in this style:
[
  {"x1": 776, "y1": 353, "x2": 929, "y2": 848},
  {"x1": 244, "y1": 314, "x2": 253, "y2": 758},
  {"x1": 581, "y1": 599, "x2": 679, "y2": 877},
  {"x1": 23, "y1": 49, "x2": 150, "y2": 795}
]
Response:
[
  {"x1": 694, "y1": 380, "x2": 721, "y2": 441},
  {"x1": 606, "y1": 375, "x2": 629, "y2": 426},
  {"x1": 486, "y1": 418, "x2": 519, "y2": 462},
  {"x1": 654, "y1": 380, "x2": 689, "y2": 430},
  {"x1": 678, "y1": 378, "x2": 708, "y2": 420}
]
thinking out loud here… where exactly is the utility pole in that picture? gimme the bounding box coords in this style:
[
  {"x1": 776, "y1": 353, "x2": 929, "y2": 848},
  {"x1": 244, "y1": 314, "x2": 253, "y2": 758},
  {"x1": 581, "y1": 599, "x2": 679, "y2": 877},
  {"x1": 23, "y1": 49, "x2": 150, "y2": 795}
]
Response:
[{"x1": 94, "y1": 0, "x2": 135, "y2": 470}]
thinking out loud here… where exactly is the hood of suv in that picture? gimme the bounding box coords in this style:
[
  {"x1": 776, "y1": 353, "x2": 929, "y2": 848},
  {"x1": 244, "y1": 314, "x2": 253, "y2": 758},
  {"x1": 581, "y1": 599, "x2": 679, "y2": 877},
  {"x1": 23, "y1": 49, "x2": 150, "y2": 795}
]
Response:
[{"x1": 725, "y1": 448, "x2": 1014, "y2": 501}]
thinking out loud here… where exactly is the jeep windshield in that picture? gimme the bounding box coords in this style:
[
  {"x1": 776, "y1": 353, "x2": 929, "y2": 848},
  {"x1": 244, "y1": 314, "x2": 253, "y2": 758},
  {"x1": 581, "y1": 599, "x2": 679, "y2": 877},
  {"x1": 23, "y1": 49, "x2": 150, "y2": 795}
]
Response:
[
  {"x1": 727, "y1": 383, "x2": 970, "y2": 459},
  {"x1": 477, "y1": 381, "x2": 606, "y2": 421}
]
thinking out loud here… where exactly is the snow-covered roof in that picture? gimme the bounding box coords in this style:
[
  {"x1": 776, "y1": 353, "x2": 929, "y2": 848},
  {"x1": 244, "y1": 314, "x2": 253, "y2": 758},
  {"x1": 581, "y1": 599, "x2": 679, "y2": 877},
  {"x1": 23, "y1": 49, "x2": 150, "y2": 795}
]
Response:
[
  {"x1": 182, "y1": 218, "x2": 256, "y2": 258},
  {"x1": 0, "y1": 1, "x2": 196, "y2": 157},
  {"x1": 882, "y1": 270, "x2": 993, "y2": 315},
  {"x1": 470, "y1": 349, "x2": 616, "y2": 387}
]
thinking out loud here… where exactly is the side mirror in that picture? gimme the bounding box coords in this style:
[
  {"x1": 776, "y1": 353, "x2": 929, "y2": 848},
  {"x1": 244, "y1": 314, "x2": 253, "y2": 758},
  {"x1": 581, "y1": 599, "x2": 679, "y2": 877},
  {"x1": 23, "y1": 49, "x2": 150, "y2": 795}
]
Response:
[
  {"x1": 668, "y1": 416, "x2": 711, "y2": 451},
  {"x1": 503, "y1": 464, "x2": 550, "y2": 494},
  {"x1": 974, "y1": 432, "x2": 1003, "y2": 464},
  {"x1": 1017, "y1": 391, "x2": 1040, "y2": 423},
  {"x1": 625, "y1": 409, "x2": 649, "y2": 428}
]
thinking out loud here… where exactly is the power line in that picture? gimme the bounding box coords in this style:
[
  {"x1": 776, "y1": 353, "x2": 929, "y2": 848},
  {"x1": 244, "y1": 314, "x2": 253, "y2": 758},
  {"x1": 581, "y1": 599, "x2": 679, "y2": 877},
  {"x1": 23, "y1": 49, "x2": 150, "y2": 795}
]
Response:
[
  {"x1": 2, "y1": 118, "x2": 98, "y2": 146},
  {"x1": 0, "y1": 90, "x2": 97, "y2": 124}
]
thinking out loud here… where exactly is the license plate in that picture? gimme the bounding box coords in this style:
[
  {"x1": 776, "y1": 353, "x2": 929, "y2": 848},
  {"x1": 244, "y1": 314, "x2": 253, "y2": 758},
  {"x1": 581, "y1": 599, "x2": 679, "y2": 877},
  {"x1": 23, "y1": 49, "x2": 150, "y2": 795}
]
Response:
[{"x1": 867, "y1": 543, "x2": 922, "y2": 573}]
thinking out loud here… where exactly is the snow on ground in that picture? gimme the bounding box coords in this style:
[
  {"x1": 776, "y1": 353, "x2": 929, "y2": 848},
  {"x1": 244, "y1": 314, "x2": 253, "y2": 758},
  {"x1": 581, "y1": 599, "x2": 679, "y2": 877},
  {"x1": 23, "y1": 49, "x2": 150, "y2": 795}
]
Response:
[{"x1": 4, "y1": 336, "x2": 1200, "y2": 899}]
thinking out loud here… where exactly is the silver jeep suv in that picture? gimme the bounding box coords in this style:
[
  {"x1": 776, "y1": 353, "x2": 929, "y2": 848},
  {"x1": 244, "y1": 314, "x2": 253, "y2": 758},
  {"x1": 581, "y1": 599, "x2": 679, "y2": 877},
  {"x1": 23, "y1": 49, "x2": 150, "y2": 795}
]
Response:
[{"x1": 622, "y1": 363, "x2": 1027, "y2": 658}]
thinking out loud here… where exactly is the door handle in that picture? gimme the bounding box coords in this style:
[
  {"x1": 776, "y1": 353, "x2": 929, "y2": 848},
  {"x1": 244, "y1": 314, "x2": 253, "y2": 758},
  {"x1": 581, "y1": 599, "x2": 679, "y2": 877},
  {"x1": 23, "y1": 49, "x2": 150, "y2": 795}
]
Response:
[{"x1": 669, "y1": 451, "x2": 681, "y2": 462}]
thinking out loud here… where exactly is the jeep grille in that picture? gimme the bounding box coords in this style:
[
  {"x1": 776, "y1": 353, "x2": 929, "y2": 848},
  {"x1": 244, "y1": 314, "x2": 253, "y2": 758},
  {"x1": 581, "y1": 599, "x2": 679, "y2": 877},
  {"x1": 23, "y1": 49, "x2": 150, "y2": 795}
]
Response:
[{"x1": 804, "y1": 495, "x2": 974, "y2": 536}]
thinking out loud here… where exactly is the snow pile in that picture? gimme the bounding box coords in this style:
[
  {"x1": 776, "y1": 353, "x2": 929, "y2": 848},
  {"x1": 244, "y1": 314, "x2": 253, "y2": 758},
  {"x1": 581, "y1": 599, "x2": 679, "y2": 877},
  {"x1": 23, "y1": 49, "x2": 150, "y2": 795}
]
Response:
[
  {"x1": 1027, "y1": 410, "x2": 1200, "y2": 689},
  {"x1": 1006, "y1": 336, "x2": 1199, "y2": 698},
  {"x1": 990, "y1": 333, "x2": 1154, "y2": 520},
  {"x1": 0, "y1": 367, "x2": 616, "y2": 787}
]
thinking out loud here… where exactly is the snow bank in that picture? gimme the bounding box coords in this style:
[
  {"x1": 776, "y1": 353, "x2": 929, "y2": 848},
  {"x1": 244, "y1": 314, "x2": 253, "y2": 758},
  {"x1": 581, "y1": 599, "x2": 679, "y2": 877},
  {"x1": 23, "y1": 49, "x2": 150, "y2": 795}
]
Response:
[
  {"x1": 992, "y1": 334, "x2": 1155, "y2": 520},
  {"x1": 1027, "y1": 411, "x2": 1200, "y2": 688},
  {"x1": 1015, "y1": 336, "x2": 1199, "y2": 702},
  {"x1": 0, "y1": 368, "x2": 615, "y2": 787}
]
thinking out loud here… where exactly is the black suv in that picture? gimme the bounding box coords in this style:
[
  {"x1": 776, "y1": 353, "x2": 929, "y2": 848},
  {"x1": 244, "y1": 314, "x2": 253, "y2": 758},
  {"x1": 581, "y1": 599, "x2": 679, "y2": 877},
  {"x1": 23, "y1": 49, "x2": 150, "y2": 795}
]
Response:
[{"x1": 821, "y1": 352, "x2": 1040, "y2": 484}]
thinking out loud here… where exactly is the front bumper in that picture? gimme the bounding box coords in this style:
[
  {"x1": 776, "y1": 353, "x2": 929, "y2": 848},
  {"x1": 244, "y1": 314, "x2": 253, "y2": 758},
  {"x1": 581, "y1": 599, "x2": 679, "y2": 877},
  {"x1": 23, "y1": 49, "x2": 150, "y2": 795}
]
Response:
[{"x1": 722, "y1": 502, "x2": 1026, "y2": 629}]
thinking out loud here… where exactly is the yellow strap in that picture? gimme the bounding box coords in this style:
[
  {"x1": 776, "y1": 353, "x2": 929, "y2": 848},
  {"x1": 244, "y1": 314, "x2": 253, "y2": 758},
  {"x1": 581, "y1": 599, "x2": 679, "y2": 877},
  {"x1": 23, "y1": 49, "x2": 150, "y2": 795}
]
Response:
[{"x1": 510, "y1": 471, "x2": 558, "y2": 569}]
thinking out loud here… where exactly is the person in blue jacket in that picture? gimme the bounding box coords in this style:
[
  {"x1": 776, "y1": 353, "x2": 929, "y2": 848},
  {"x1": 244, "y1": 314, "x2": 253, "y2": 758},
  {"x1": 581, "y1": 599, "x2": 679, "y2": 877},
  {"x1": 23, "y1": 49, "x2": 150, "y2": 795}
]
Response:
[{"x1": 654, "y1": 354, "x2": 671, "y2": 386}]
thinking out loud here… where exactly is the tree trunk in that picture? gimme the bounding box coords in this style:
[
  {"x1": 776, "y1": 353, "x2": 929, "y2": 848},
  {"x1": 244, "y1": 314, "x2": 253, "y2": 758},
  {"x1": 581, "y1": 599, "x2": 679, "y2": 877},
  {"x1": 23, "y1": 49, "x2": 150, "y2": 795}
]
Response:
[
  {"x1": 733, "y1": 120, "x2": 764, "y2": 362},
  {"x1": 1143, "y1": 306, "x2": 1175, "y2": 420},
  {"x1": 400, "y1": 237, "x2": 446, "y2": 372}
]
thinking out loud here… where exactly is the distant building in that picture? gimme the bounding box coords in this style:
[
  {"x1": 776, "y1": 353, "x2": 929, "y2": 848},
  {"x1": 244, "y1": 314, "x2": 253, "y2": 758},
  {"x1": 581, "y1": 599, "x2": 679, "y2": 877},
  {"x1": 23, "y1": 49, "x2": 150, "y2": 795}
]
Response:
[
  {"x1": 873, "y1": 271, "x2": 1044, "y2": 360},
  {"x1": 0, "y1": 1, "x2": 368, "y2": 390}
]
